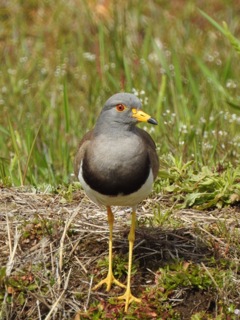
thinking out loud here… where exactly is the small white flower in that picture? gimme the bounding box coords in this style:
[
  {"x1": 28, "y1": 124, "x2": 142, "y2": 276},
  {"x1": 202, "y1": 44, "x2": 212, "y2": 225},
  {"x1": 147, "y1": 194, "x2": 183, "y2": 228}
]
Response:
[
  {"x1": 20, "y1": 56, "x2": 28, "y2": 63},
  {"x1": 83, "y1": 52, "x2": 96, "y2": 61},
  {"x1": 206, "y1": 54, "x2": 214, "y2": 62},
  {"x1": 8, "y1": 69, "x2": 16, "y2": 75},
  {"x1": 234, "y1": 309, "x2": 240, "y2": 315},
  {"x1": 165, "y1": 50, "x2": 171, "y2": 57}
]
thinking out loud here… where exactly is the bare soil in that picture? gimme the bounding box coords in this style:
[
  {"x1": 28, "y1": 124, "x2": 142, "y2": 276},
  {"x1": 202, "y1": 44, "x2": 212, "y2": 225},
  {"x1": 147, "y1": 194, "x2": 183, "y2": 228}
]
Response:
[{"x1": 0, "y1": 187, "x2": 240, "y2": 319}]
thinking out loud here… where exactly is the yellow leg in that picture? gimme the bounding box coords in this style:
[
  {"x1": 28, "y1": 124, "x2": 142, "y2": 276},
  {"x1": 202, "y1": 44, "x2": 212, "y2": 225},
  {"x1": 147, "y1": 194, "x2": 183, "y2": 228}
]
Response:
[
  {"x1": 93, "y1": 206, "x2": 126, "y2": 291},
  {"x1": 117, "y1": 210, "x2": 141, "y2": 312}
]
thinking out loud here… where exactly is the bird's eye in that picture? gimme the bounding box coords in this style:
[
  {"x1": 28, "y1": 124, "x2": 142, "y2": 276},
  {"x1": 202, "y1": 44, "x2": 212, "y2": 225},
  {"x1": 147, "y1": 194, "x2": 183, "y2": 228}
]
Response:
[{"x1": 116, "y1": 104, "x2": 125, "y2": 112}]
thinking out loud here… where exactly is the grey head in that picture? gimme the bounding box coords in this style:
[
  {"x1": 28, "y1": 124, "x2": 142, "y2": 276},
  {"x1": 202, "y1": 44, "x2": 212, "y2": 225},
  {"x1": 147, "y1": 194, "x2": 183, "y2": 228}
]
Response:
[
  {"x1": 94, "y1": 92, "x2": 157, "y2": 134},
  {"x1": 105, "y1": 93, "x2": 142, "y2": 110}
]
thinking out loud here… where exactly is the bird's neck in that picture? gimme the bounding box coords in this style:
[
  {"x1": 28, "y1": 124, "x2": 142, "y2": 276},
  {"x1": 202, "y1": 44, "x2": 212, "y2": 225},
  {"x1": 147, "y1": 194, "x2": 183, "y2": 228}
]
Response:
[{"x1": 94, "y1": 121, "x2": 136, "y2": 136}]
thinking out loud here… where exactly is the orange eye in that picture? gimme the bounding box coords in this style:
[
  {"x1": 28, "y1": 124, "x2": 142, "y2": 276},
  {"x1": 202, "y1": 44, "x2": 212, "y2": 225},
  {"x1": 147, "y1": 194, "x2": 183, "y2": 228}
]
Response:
[{"x1": 116, "y1": 104, "x2": 125, "y2": 112}]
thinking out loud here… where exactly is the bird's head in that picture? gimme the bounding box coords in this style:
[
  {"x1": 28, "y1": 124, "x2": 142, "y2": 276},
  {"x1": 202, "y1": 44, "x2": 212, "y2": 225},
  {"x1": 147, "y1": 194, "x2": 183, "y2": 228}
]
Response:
[{"x1": 95, "y1": 93, "x2": 158, "y2": 132}]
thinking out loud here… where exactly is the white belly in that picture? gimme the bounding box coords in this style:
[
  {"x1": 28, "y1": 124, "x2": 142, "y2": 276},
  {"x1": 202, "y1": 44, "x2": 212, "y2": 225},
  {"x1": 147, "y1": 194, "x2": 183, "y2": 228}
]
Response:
[{"x1": 78, "y1": 161, "x2": 154, "y2": 207}]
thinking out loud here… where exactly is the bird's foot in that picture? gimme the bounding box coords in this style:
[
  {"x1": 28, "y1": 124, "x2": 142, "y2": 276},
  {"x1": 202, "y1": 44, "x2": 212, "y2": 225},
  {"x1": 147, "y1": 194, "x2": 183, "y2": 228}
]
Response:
[
  {"x1": 93, "y1": 272, "x2": 126, "y2": 292},
  {"x1": 117, "y1": 288, "x2": 141, "y2": 312}
]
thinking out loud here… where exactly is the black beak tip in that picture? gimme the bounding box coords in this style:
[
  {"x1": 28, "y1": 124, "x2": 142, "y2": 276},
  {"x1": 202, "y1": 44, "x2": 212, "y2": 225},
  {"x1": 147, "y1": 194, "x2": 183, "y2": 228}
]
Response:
[{"x1": 148, "y1": 117, "x2": 158, "y2": 125}]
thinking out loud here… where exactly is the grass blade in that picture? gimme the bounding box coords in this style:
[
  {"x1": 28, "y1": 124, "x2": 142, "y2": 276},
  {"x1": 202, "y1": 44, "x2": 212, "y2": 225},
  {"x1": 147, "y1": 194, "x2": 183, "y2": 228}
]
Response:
[
  {"x1": 22, "y1": 123, "x2": 42, "y2": 185},
  {"x1": 63, "y1": 81, "x2": 70, "y2": 134},
  {"x1": 8, "y1": 120, "x2": 23, "y2": 185}
]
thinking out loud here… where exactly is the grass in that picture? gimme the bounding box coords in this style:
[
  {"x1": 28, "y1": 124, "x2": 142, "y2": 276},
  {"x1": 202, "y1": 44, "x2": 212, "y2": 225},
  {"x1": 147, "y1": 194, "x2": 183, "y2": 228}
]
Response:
[
  {"x1": 1, "y1": 1, "x2": 240, "y2": 186},
  {"x1": 0, "y1": 1, "x2": 240, "y2": 319}
]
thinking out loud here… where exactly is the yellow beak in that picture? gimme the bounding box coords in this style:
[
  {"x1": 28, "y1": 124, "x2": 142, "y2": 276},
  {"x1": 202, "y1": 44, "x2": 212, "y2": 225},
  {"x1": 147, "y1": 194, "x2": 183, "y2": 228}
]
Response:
[{"x1": 132, "y1": 108, "x2": 158, "y2": 125}]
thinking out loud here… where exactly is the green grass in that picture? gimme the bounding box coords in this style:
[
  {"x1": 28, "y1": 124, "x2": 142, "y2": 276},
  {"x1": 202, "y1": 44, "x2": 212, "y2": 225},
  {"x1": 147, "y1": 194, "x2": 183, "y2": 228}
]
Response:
[
  {"x1": 1, "y1": 1, "x2": 240, "y2": 319},
  {"x1": 1, "y1": 1, "x2": 240, "y2": 187}
]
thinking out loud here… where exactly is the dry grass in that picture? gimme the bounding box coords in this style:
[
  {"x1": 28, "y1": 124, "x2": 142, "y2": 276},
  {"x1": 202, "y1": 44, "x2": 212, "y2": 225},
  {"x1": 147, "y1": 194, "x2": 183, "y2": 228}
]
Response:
[{"x1": 1, "y1": 187, "x2": 240, "y2": 319}]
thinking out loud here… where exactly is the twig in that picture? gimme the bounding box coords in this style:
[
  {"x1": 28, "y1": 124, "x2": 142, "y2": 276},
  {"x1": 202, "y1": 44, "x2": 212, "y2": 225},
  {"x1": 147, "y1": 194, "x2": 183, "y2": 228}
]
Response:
[
  {"x1": 6, "y1": 213, "x2": 12, "y2": 257},
  {"x1": 1, "y1": 225, "x2": 21, "y2": 320},
  {"x1": 59, "y1": 205, "x2": 81, "y2": 272},
  {"x1": 75, "y1": 256, "x2": 88, "y2": 274},
  {"x1": 84, "y1": 275, "x2": 93, "y2": 312},
  {"x1": 198, "y1": 226, "x2": 226, "y2": 246},
  {"x1": 36, "y1": 299, "x2": 42, "y2": 320},
  {"x1": 45, "y1": 268, "x2": 72, "y2": 320},
  {"x1": 201, "y1": 262, "x2": 222, "y2": 295},
  {"x1": 6, "y1": 226, "x2": 20, "y2": 276}
]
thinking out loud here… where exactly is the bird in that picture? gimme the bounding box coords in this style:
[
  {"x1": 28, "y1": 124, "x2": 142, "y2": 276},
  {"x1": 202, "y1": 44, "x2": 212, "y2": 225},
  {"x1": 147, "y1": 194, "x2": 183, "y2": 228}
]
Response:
[{"x1": 74, "y1": 92, "x2": 159, "y2": 312}]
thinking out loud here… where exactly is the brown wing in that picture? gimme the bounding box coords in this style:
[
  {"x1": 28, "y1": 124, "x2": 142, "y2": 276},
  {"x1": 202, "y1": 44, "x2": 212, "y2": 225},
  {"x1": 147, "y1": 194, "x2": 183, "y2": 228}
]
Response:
[
  {"x1": 74, "y1": 130, "x2": 94, "y2": 178},
  {"x1": 136, "y1": 128, "x2": 159, "y2": 180}
]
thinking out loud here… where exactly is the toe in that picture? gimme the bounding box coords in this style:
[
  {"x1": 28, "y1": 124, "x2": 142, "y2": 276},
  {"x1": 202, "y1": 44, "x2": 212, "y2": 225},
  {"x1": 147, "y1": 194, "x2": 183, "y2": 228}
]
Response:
[
  {"x1": 117, "y1": 290, "x2": 141, "y2": 312},
  {"x1": 93, "y1": 274, "x2": 126, "y2": 291}
]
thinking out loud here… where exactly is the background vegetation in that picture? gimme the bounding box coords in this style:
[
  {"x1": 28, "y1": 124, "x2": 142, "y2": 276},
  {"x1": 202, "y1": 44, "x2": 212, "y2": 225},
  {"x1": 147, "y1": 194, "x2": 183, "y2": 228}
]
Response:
[
  {"x1": 1, "y1": 0, "x2": 240, "y2": 187},
  {"x1": 0, "y1": 1, "x2": 240, "y2": 319}
]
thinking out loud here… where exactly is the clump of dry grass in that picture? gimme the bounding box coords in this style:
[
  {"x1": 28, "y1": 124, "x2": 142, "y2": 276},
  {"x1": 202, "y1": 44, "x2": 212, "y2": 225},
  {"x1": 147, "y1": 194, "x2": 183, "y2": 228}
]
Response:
[{"x1": 0, "y1": 187, "x2": 239, "y2": 319}]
